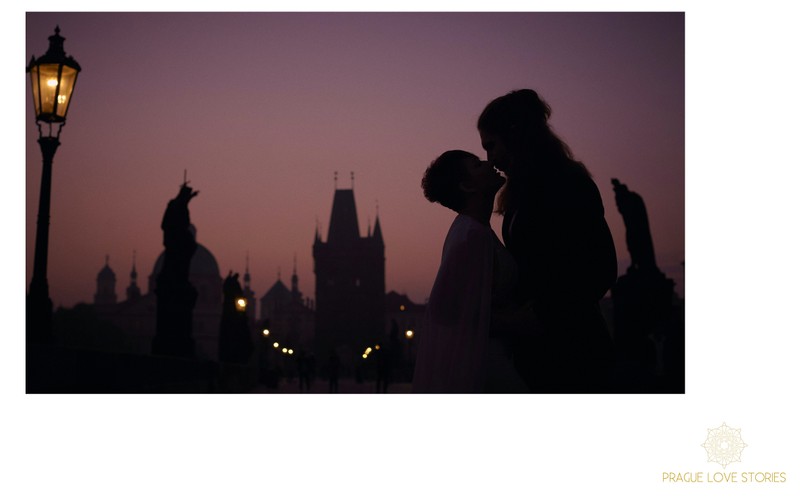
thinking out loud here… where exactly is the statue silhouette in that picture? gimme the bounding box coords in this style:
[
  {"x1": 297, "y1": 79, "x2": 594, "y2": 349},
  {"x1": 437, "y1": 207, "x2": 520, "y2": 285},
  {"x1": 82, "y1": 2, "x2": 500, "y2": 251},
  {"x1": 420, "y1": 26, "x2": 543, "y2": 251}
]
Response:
[
  {"x1": 152, "y1": 183, "x2": 199, "y2": 358},
  {"x1": 612, "y1": 179, "x2": 657, "y2": 272},
  {"x1": 219, "y1": 271, "x2": 254, "y2": 364},
  {"x1": 611, "y1": 179, "x2": 680, "y2": 391}
]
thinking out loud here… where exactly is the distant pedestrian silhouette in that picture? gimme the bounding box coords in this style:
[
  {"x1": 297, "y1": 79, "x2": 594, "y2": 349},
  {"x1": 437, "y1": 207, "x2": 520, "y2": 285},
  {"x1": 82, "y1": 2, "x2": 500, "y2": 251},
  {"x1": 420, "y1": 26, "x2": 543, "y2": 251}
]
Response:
[
  {"x1": 478, "y1": 89, "x2": 617, "y2": 392},
  {"x1": 297, "y1": 350, "x2": 312, "y2": 392},
  {"x1": 327, "y1": 350, "x2": 340, "y2": 393},
  {"x1": 375, "y1": 320, "x2": 399, "y2": 393}
]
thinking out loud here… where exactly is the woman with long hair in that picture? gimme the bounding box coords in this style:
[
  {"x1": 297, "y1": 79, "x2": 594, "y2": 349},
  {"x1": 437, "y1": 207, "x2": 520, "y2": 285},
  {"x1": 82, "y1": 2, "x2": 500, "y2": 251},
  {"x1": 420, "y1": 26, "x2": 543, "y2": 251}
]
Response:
[{"x1": 478, "y1": 89, "x2": 617, "y2": 392}]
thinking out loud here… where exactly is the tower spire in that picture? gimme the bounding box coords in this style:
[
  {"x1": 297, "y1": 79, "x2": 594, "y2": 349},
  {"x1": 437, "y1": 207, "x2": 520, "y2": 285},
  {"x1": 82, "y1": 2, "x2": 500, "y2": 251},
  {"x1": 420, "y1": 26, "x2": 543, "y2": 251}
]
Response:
[
  {"x1": 373, "y1": 210, "x2": 384, "y2": 245},
  {"x1": 244, "y1": 251, "x2": 251, "y2": 289},
  {"x1": 291, "y1": 253, "x2": 299, "y2": 298},
  {"x1": 326, "y1": 181, "x2": 360, "y2": 243},
  {"x1": 126, "y1": 250, "x2": 141, "y2": 301},
  {"x1": 131, "y1": 250, "x2": 137, "y2": 279}
]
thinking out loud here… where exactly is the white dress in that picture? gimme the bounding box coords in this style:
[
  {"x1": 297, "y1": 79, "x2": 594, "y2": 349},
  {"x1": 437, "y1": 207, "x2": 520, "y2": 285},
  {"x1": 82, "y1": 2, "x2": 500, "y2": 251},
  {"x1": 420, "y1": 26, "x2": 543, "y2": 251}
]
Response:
[
  {"x1": 485, "y1": 232, "x2": 530, "y2": 393},
  {"x1": 413, "y1": 214, "x2": 528, "y2": 393}
]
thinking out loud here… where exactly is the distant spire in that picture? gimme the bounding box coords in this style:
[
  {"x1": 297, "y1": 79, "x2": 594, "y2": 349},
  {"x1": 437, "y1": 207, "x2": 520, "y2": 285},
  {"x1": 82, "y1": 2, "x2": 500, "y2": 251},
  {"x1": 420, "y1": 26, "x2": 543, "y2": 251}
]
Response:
[
  {"x1": 334, "y1": 171, "x2": 338, "y2": 189},
  {"x1": 373, "y1": 214, "x2": 384, "y2": 244},
  {"x1": 127, "y1": 250, "x2": 141, "y2": 301},
  {"x1": 244, "y1": 252, "x2": 251, "y2": 288},
  {"x1": 351, "y1": 171, "x2": 355, "y2": 189},
  {"x1": 131, "y1": 250, "x2": 138, "y2": 280},
  {"x1": 326, "y1": 185, "x2": 360, "y2": 243},
  {"x1": 291, "y1": 253, "x2": 299, "y2": 297}
]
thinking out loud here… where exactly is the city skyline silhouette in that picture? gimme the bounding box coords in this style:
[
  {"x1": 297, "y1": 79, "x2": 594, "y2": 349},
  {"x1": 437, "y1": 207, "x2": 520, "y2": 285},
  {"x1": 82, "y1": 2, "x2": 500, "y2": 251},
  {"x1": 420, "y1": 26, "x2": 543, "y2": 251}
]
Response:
[{"x1": 25, "y1": 12, "x2": 685, "y2": 311}]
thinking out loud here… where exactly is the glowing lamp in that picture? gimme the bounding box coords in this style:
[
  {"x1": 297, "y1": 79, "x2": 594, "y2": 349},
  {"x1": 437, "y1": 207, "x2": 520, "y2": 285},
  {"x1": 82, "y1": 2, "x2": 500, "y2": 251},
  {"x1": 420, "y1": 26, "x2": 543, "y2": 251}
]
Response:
[
  {"x1": 405, "y1": 330, "x2": 414, "y2": 339},
  {"x1": 235, "y1": 297, "x2": 247, "y2": 312},
  {"x1": 26, "y1": 26, "x2": 81, "y2": 343},
  {"x1": 282, "y1": 348, "x2": 288, "y2": 354},
  {"x1": 273, "y1": 342, "x2": 279, "y2": 348},
  {"x1": 262, "y1": 329, "x2": 270, "y2": 337},
  {"x1": 27, "y1": 26, "x2": 81, "y2": 124}
]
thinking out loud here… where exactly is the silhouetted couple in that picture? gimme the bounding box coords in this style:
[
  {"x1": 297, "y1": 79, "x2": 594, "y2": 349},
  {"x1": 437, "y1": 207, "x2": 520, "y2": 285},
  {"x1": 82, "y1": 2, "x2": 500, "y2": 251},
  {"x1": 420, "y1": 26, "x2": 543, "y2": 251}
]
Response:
[{"x1": 413, "y1": 89, "x2": 617, "y2": 393}]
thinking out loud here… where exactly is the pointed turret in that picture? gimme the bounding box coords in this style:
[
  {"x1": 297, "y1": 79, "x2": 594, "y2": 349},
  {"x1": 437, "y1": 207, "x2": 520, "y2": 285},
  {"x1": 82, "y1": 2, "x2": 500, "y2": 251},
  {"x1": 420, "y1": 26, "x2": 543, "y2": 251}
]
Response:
[
  {"x1": 291, "y1": 253, "x2": 299, "y2": 298},
  {"x1": 242, "y1": 253, "x2": 256, "y2": 321},
  {"x1": 327, "y1": 189, "x2": 360, "y2": 244},
  {"x1": 126, "y1": 251, "x2": 141, "y2": 301},
  {"x1": 244, "y1": 253, "x2": 251, "y2": 290},
  {"x1": 373, "y1": 215, "x2": 384, "y2": 245}
]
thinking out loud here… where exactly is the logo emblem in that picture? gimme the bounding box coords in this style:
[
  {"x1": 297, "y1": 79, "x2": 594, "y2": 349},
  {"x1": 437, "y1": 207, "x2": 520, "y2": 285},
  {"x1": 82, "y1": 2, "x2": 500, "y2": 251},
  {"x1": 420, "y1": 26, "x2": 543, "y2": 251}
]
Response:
[{"x1": 702, "y1": 423, "x2": 747, "y2": 469}]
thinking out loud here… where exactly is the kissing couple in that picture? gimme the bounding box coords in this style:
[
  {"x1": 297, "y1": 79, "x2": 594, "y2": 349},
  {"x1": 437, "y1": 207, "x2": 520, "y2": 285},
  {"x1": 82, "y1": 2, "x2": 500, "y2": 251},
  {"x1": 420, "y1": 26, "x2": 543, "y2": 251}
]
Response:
[{"x1": 413, "y1": 89, "x2": 617, "y2": 394}]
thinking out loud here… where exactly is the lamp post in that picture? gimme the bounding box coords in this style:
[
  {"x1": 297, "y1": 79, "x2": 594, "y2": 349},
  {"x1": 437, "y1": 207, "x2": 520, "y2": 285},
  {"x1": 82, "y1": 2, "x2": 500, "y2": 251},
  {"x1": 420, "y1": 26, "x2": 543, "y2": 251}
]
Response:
[{"x1": 27, "y1": 26, "x2": 81, "y2": 343}]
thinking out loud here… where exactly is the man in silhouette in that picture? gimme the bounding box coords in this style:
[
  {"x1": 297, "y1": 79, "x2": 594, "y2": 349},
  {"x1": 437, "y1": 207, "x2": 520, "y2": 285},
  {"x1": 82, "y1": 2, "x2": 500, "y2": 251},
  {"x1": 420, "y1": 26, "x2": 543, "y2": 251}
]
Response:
[{"x1": 328, "y1": 350, "x2": 340, "y2": 393}]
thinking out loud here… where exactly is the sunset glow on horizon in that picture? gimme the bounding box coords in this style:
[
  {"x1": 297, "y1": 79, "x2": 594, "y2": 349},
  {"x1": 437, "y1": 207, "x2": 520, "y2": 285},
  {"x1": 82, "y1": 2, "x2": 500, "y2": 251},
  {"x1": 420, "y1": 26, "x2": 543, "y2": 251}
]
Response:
[{"x1": 25, "y1": 12, "x2": 685, "y2": 312}]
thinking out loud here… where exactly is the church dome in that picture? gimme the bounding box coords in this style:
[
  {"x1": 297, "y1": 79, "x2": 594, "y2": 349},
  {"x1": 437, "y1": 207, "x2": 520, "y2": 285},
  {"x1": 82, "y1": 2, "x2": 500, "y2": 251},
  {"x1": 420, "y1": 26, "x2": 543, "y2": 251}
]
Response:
[
  {"x1": 149, "y1": 243, "x2": 221, "y2": 293},
  {"x1": 97, "y1": 256, "x2": 116, "y2": 282},
  {"x1": 97, "y1": 264, "x2": 116, "y2": 281}
]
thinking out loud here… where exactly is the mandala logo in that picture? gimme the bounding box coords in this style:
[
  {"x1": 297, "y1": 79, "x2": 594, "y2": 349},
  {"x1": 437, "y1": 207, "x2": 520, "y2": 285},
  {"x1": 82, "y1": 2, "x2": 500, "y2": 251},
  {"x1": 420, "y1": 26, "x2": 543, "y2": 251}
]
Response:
[{"x1": 702, "y1": 423, "x2": 747, "y2": 469}]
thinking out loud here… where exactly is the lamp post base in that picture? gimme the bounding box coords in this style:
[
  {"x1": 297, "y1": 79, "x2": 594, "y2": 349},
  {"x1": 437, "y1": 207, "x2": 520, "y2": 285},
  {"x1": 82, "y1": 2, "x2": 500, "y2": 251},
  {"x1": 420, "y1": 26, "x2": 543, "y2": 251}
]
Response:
[{"x1": 27, "y1": 285, "x2": 53, "y2": 344}]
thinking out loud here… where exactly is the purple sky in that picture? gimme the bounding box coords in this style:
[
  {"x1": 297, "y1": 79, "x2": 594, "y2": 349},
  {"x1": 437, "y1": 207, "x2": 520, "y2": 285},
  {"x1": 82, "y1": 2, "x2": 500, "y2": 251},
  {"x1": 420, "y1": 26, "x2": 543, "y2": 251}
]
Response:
[{"x1": 25, "y1": 12, "x2": 684, "y2": 311}]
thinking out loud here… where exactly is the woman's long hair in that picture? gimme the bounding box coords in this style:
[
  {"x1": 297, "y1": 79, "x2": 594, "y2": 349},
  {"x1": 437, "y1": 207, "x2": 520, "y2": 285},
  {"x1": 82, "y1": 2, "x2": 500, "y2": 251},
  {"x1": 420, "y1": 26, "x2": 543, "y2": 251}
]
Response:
[{"x1": 478, "y1": 89, "x2": 589, "y2": 215}]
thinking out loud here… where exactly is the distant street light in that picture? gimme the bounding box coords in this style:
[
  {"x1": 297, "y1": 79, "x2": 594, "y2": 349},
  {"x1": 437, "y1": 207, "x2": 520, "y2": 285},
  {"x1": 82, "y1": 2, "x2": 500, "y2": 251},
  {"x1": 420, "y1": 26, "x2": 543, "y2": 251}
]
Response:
[
  {"x1": 27, "y1": 26, "x2": 81, "y2": 343},
  {"x1": 235, "y1": 297, "x2": 247, "y2": 312},
  {"x1": 405, "y1": 330, "x2": 414, "y2": 339}
]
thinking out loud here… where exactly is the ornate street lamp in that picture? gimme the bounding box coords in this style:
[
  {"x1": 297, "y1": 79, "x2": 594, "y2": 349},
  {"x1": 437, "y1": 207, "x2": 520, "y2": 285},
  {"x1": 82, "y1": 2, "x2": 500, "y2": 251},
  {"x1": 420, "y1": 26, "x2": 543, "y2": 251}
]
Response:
[{"x1": 27, "y1": 26, "x2": 81, "y2": 343}]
